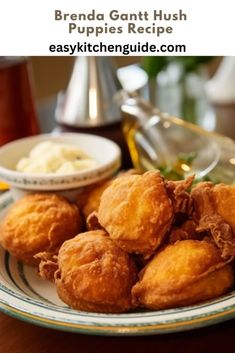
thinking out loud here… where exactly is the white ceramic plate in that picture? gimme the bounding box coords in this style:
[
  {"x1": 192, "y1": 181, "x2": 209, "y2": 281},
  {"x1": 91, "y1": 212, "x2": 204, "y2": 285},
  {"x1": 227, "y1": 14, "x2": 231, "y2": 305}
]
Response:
[{"x1": 0, "y1": 191, "x2": 235, "y2": 335}]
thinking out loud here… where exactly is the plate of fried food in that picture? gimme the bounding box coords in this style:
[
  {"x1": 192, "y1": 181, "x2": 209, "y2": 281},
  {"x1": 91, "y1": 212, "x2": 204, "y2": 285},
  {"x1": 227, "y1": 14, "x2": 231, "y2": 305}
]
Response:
[{"x1": 0, "y1": 160, "x2": 235, "y2": 335}]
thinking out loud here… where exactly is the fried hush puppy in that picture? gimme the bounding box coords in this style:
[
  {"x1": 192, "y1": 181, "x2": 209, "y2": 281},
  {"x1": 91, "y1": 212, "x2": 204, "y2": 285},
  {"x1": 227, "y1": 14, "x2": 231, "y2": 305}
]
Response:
[
  {"x1": 132, "y1": 240, "x2": 234, "y2": 310},
  {"x1": 50, "y1": 230, "x2": 137, "y2": 313},
  {"x1": 77, "y1": 169, "x2": 141, "y2": 220},
  {"x1": 98, "y1": 171, "x2": 174, "y2": 257},
  {"x1": 212, "y1": 183, "x2": 235, "y2": 235},
  {"x1": 191, "y1": 182, "x2": 235, "y2": 259},
  {"x1": 0, "y1": 193, "x2": 82, "y2": 266},
  {"x1": 36, "y1": 249, "x2": 59, "y2": 282},
  {"x1": 78, "y1": 179, "x2": 113, "y2": 219},
  {"x1": 165, "y1": 175, "x2": 194, "y2": 216},
  {"x1": 169, "y1": 219, "x2": 198, "y2": 244},
  {"x1": 191, "y1": 181, "x2": 235, "y2": 233}
]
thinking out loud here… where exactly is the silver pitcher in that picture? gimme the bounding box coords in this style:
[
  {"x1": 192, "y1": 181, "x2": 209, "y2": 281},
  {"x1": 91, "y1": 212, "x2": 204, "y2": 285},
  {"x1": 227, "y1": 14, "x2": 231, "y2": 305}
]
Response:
[{"x1": 55, "y1": 57, "x2": 122, "y2": 128}]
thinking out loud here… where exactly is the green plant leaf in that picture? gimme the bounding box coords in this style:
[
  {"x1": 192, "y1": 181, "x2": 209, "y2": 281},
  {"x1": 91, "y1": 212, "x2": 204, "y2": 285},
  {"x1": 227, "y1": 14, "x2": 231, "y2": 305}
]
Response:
[
  {"x1": 141, "y1": 56, "x2": 168, "y2": 78},
  {"x1": 168, "y1": 56, "x2": 214, "y2": 72},
  {"x1": 141, "y1": 56, "x2": 214, "y2": 76}
]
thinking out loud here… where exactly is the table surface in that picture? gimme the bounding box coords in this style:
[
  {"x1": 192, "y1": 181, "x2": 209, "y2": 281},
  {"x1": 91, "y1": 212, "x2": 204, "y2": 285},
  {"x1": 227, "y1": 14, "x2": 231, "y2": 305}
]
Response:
[
  {"x1": 1, "y1": 99, "x2": 235, "y2": 352},
  {"x1": 0, "y1": 311, "x2": 234, "y2": 353}
]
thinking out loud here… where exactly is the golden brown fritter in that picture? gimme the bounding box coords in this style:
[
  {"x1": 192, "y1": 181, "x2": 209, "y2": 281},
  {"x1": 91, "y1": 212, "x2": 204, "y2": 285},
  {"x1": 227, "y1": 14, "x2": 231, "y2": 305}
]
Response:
[
  {"x1": 191, "y1": 182, "x2": 215, "y2": 219},
  {"x1": 212, "y1": 184, "x2": 235, "y2": 235},
  {"x1": 53, "y1": 230, "x2": 137, "y2": 313},
  {"x1": 169, "y1": 219, "x2": 198, "y2": 243},
  {"x1": 78, "y1": 179, "x2": 113, "y2": 219},
  {"x1": 35, "y1": 249, "x2": 59, "y2": 282},
  {"x1": 191, "y1": 182, "x2": 235, "y2": 259},
  {"x1": 0, "y1": 193, "x2": 82, "y2": 266},
  {"x1": 132, "y1": 239, "x2": 234, "y2": 310},
  {"x1": 77, "y1": 169, "x2": 141, "y2": 219},
  {"x1": 165, "y1": 175, "x2": 194, "y2": 216},
  {"x1": 86, "y1": 211, "x2": 102, "y2": 231},
  {"x1": 98, "y1": 171, "x2": 174, "y2": 257}
]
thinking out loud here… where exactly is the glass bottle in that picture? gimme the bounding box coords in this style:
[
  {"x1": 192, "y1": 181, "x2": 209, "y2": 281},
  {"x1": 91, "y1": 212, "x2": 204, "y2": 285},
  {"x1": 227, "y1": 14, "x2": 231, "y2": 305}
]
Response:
[{"x1": 121, "y1": 96, "x2": 235, "y2": 184}]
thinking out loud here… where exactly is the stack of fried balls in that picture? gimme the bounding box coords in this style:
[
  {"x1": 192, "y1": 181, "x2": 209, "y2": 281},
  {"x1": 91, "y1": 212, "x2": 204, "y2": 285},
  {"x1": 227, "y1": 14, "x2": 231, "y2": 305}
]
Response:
[{"x1": 0, "y1": 170, "x2": 235, "y2": 313}]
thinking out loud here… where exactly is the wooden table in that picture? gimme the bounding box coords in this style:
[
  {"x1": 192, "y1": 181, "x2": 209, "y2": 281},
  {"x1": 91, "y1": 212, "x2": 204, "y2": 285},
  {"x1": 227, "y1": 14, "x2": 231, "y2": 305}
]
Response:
[{"x1": 0, "y1": 312, "x2": 234, "y2": 353}]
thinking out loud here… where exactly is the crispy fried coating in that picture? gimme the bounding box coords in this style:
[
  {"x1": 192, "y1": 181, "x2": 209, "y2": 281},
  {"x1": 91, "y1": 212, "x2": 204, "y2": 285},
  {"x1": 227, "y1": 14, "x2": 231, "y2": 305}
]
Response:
[
  {"x1": 54, "y1": 230, "x2": 137, "y2": 313},
  {"x1": 86, "y1": 211, "x2": 102, "y2": 231},
  {"x1": 191, "y1": 182, "x2": 215, "y2": 219},
  {"x1": 165, "y1": 175, "x2": 194, "y2": 216},
  {"x1": 98, "y1": 171, "x2": 173, "y2": 257},
  {"x1": 36, "y1": 249, "x2": 59, "y2": 282},
  {"x1": 132, "y1": 240, "x2": 234, "y2": 310},
  {"x1": 0, "y1": 193, "x2": 82, "y2": 266},
  {"x1": 212, "y1": 184, "x2": 235, "y2": 235},
  {"x1": 192, "y1": 182, "x2": 235, "y2": 259},
  {"x1": 78, "y1": 179, "x2": 113, "y2": 219},
  {"x1": 77, "y1": 169, "x2": 141, "y2": 219},
  {"x1": 169, "y1": 219, "x2": 198, "y2": 243},
  {"x1": 197, "y1": 215, "x2": 235, "y2": 260}
]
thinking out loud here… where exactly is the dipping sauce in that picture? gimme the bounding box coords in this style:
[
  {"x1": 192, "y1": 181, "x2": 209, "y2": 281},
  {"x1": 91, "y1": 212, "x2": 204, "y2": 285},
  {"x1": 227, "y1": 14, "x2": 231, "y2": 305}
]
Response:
[{"x1": 16, "y1": 141, "x2": 98, "y2": 174}]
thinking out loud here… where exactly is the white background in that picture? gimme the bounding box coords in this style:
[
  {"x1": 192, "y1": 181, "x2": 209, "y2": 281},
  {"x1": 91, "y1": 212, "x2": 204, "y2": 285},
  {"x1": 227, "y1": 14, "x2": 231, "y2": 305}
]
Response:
[{"x1": 0, "y1": 0, "x2": 234, "y2": 55}]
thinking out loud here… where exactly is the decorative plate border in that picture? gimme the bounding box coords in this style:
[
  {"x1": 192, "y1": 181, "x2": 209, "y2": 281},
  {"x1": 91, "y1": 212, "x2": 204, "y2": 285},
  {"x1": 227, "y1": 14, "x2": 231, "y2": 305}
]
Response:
[{"x1": 0, "y1": 192, "x2": 234, "y2": 335}]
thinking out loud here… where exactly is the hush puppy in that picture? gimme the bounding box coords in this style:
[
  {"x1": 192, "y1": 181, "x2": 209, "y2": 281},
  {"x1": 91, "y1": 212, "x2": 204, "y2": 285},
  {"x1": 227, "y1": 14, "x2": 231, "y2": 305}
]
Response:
[
  {"x1": 53, "y1": 230, "x2": 137, "y2": 313},
  {"x1": 212, "y1": 183, "x2": 235, "y2": 235},
  {"x1": 98, "y1": 171, "x2": 173, "y2": 257},
  {"x1": 192, "y1": 182, "x2": 235, "y2": 259},
  {"x1": 132, "y1": 239, "x2": 234, "y2": 309},
  {"x1": 0, "y1": 193, "x2": 82, "y2": 266},
  {"x1": 78, "y1": 179, "x2": 112, "y2": 219},
  {"x1": 78, "y1": 169, "x2": 140, "y2": 219}
]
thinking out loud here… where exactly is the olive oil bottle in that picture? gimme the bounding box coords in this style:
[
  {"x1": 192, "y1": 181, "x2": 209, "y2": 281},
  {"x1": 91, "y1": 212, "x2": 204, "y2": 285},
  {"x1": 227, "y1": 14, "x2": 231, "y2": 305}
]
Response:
[{"x1": 121, "y1": 96, "x2": 235, "y2": 184}]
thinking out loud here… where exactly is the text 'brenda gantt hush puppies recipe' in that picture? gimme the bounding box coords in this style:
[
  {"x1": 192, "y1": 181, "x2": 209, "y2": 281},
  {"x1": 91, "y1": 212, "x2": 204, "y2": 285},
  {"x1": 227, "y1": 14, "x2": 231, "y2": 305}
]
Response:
[{"x1": 50, "y1": 9, "x2": 188, "y2": 55}]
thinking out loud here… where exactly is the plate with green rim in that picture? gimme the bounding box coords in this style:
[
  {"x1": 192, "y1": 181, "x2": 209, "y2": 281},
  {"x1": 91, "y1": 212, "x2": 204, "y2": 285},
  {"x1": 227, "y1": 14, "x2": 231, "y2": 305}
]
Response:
[{"x1": 0, "y1": 191, "x2": 235, "y2": 336}]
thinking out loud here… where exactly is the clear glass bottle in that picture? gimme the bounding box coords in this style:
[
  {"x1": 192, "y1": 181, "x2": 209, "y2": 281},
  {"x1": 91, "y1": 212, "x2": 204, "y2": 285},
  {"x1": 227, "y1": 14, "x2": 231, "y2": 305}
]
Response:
[{"x1": 122, "y1": 96, "x2": 235, "y2": 184}]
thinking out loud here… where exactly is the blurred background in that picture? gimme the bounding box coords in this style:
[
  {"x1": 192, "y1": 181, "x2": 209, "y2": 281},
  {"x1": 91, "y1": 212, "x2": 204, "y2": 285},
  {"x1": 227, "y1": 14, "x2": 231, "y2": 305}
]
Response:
[
  {"x1": 31, "y1": 57, "x2": 138, "y2": 100},
  {"x1": 30, "y1": 56, "x2": 235, "y2": 140},
  {"x1": 1, "y1": 55, "x2": 235, "y2": 184}
]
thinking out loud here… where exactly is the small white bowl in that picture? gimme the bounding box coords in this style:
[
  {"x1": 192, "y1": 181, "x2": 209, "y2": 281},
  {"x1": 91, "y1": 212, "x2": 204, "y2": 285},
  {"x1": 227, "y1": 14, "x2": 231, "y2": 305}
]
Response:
[{"x1": 0, "y1": 133, "x2": 121, "y2": 200}]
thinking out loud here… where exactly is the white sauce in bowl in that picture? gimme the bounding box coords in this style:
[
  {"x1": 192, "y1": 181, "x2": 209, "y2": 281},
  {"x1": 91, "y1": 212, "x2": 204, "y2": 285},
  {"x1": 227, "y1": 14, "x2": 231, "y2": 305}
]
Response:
[{"x1": 16, "y1": 141, "x2": 98, "y2": 174}]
